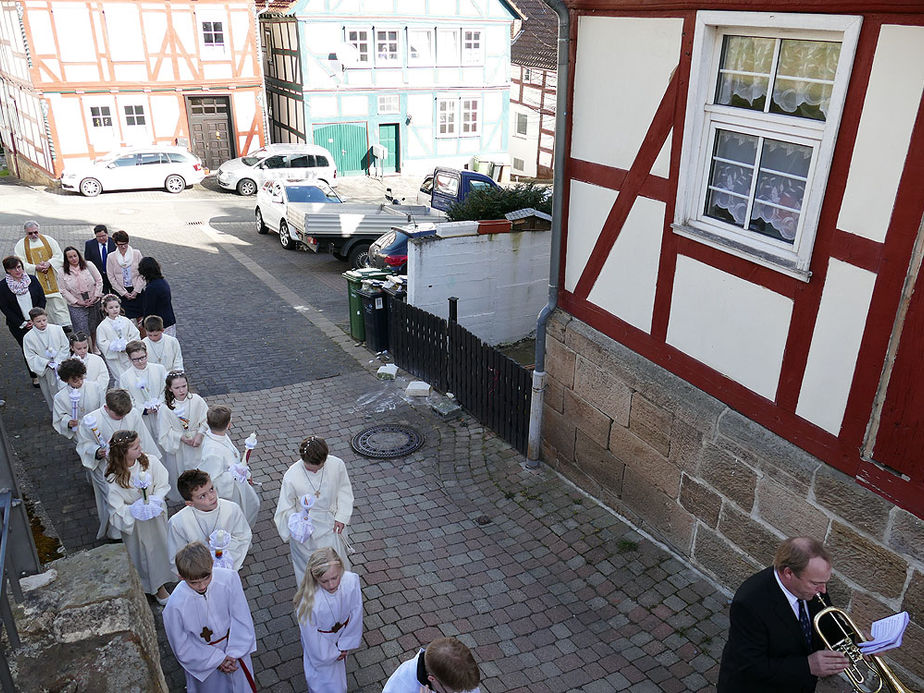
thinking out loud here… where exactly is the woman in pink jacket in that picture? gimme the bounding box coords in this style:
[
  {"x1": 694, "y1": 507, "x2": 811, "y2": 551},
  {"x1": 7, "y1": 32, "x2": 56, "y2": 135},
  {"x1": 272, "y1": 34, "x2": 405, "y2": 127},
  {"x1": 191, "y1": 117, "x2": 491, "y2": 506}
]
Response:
[
  {"x1": 59, "y1": 246, "x2": 104, "y2": 350},
  {"x1": 105, "y1": 230, "x2": 146, "y2": 324}
]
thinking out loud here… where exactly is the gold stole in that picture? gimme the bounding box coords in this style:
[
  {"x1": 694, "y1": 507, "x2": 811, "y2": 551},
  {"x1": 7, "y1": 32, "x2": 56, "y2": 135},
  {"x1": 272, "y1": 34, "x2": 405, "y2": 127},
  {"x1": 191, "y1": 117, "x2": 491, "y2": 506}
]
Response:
[{"x1": 23, "y1": 236, "x2": 59, "y2": 294}]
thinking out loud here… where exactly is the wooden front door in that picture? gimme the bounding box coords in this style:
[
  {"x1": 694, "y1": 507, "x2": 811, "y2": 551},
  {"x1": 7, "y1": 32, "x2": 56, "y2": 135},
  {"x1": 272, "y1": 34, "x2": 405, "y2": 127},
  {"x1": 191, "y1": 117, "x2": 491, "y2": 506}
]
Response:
[
  {"x1": 187, "y1": 96, "x2": 233, "y2": 171},
  {"x1": 377, "y1": 123, "x2": 400, "y2": 174}
]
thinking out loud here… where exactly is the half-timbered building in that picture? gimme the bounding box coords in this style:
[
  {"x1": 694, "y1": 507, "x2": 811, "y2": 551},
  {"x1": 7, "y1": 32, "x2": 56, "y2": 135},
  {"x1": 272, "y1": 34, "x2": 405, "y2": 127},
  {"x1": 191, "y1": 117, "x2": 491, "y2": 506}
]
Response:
[
  {"x1": 258, "y1": 0, "x2": 521, "y2": 177},
  {"x1": 0, "y1": 0, "x2": 266, "y2": 182},
  {"x1": 540, "y1": 0, "x2": 924, "y2": 682}
]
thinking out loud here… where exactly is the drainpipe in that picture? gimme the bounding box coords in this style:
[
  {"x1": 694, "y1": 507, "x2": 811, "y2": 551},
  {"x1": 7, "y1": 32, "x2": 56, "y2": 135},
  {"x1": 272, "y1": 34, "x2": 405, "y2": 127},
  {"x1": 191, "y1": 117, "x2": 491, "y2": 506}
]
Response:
[{"x1": 526, "y1": 0, "x2": 569, "y2": 466}]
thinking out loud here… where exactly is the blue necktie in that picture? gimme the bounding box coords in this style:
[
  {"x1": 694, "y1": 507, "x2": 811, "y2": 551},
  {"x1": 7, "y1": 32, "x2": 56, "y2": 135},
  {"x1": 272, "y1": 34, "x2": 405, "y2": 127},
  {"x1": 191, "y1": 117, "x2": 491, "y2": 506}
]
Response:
[
  {"x1": 799, "y1": 599, "x2": 812, "y2": 647},
  {"x1": 101, "y1": 243, "x2": 107, "y2": 267}
]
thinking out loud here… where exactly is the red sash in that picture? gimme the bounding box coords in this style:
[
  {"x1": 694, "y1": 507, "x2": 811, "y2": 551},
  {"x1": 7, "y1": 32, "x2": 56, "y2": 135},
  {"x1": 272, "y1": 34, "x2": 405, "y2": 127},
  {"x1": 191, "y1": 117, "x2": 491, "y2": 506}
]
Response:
[{"x1": 209, "y1": 630, "x2": 257, "y2": 692}]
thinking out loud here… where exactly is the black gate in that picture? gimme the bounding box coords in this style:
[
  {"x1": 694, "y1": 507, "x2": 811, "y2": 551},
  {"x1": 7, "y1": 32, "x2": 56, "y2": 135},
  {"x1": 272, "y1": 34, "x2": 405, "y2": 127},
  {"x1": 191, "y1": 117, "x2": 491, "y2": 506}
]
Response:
[{"x1": 388, "y1": 300, "x2": 532, "y2": 454}]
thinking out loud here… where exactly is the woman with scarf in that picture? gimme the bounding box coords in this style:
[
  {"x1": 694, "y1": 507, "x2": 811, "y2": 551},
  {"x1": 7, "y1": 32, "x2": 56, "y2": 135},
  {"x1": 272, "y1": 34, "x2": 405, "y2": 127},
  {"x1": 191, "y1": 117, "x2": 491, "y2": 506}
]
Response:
[
  {"x1": 0, "y1": 255, "x2": 47, "y2": 385},
  {"x1": 59, "y1": 246, "x2": 104, "y2": 352},
  {"x1": 105, "y1": 230, "x2": 146, "y2": 324}
]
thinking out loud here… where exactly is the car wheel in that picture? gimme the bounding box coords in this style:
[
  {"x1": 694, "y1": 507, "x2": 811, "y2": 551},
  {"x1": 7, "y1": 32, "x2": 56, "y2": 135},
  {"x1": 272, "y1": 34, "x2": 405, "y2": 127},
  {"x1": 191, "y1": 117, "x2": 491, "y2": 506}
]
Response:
[
  {"x1": 255, "y1": 208, "x2": 268, "y2": 235},
  {"x1": 79, "y1": 178, "x2": 102, "y2": 197},
  {"x1": 165, "y1": 174, "x2": 186, "y2": 194},
  {"x1": 237, "y1": 178, "x2": 257, "y2": 196},
  {"x1": 278, "y1": 220, "x2": 295, "y2": 250},
  {"x1": 348, "y1": 242, "x2": 372, "y2": 269}
]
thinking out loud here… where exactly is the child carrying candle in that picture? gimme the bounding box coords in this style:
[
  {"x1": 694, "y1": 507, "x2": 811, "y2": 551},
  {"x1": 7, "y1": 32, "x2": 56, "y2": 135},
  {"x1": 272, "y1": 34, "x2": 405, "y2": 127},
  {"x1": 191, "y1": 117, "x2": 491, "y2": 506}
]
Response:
[
  {"x1": 168, "y1": 470, "x2": 252, "y2": 573},
  {"x1": 163, "y1": 542, "x2": 257, "y2": 693},
  {"x1": 68, "y1": 330, "x2": 109, "y2": 392},
  {"x1": 51, "y1": 358, "x2": 103, "y2": 441},
  {"x1": 157, "y1": 371, "x2": 207, "y2": 501},
  {"x1": 294, "y1": 547, "x2": 362, "y2": 693},
  {"x1": 117, "y1": 340, "x2": 166, "y2": 443},
  {"x1": 200, "y1": 406, "x2": 260, "y2": 528},
  {"x1": 96, "y1": 293, "x2": 140, "y2": 375},
  {"x1": 105, "y1": 429, "x2": 173, "y2": 604},
  {"x1": 22, "y1": 307, "x2": 69, "y2": 410},
  {"x1": 142, "y1": 315, "x2": 184, "y2": 372}
]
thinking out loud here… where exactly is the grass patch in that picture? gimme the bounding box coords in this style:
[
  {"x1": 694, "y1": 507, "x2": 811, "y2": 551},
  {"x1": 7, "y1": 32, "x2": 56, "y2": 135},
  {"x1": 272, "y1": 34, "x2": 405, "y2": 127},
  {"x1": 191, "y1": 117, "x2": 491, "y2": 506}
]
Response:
[{"x1": 616, "y1": 539, "x2": 639, "y2": 554}]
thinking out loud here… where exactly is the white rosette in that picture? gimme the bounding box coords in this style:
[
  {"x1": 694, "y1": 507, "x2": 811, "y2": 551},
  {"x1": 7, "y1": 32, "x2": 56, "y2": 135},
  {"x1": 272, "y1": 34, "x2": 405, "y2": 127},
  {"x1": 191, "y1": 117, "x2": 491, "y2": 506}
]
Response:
[
  {"x1": 209, "y1": 529, "x2": 235, "y2": 569},
  {"x1": 287, "y1": 494, "x2": 315, "y2": 544},
  {"x1": 229, "y1": 462, "x2": 250, "y2": 485},
  {"x1": 129, "y1": 496, "x2": 164, "y2": 521}
]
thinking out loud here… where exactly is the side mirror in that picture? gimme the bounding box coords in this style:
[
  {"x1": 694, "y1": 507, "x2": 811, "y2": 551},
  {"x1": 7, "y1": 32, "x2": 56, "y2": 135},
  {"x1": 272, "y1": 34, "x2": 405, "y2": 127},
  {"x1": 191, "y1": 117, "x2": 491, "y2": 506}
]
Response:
[{"x1": 106, "y1": 163, "x2": 116, "y2": 169}]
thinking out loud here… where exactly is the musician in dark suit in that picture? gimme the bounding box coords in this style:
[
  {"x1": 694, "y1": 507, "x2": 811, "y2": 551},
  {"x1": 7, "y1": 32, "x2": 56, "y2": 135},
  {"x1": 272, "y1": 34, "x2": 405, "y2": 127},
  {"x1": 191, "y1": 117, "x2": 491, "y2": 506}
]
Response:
[
  {"x1": 84, "y1": 224, "x2": 116, "y2": 294},
  {"x1": 717, "y1": 537, "x2": 848, "y2": 692}
]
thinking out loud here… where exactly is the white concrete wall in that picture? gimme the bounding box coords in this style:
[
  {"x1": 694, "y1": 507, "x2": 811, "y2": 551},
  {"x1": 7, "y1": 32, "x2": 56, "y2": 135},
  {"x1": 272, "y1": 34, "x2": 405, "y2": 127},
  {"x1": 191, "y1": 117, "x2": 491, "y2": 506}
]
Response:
[{"x1": 407, "y1": 227, "x2": 551, "y2": 345}]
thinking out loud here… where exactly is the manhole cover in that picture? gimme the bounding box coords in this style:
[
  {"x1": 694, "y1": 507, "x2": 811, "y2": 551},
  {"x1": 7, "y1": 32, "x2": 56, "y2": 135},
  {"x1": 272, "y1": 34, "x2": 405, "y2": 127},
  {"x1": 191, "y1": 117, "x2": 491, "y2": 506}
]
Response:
[{"x1": 351, "y1": 424, "x2": 424, "y2": 459}]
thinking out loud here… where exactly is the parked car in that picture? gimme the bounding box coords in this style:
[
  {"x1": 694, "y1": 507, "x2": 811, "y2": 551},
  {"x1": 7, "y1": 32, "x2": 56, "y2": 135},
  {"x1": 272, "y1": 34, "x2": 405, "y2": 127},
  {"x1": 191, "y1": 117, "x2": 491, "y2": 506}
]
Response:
[
  {"x1": 216, "y1": 143, "x2": 338, "y2": 196},
  {"x1": 60, "y1": 146, "x2": 206, "y2": 197},
  {"x1": 368, "y1": 228, "x2": 411, "y2": 274},
  {"x1": 416, "y1": 167, "x2": 501, "y2": 211},
  {"x1": 254, "y1": 179, "x2": 342, "y2": 249}
]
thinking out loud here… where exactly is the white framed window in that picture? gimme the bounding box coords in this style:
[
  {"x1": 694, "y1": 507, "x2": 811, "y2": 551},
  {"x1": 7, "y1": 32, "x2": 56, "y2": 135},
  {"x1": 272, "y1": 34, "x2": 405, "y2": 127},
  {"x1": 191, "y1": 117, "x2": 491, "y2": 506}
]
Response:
[
  {"x1": 673, "y1": 12, "x2": 861, "y2": 280},
  {"x1": 202, "y1": 21, "x2": 224, "y2": 47},
  {"x1": 378, "y1": 94, "x2": 400, "y2": 115},
  {"x1": 346, "y1": 28, "x2": 370, "y2": 65},
  {"x1": 513, "y1": 157, "x2": 525, "y2": 171},
  {"x1": 461, "y1": 29, "x2": 484, "y2": 65},
  {"x1": 461, "y1": 98, "x2": 479, "y2": 135},
  {"x1": 437, "y1": 28, "x2": 459, "y2": 65},
  {"x1": 90, "y1": 106, "x2": 112, "y2": 128},
  {"x1": 437, "y1": 98, "x2": 456, "y2": 137},
  {"x1": 515, "y1": 112, "x2": 528, "y2": 137},
  {"x1": 375, "y1": 29, "x2": 400, "y2": 65},
  {"x1": 123, "y1": 105, "x2": 145, "y2": 126},
  {"x1": 408, "y1": 28, "x2": 433, "y2": 65}
]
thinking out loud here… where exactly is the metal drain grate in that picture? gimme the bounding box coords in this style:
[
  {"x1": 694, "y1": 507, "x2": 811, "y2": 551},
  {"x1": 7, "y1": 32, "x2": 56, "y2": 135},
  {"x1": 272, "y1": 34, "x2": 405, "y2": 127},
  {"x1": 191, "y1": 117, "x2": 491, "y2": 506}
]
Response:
[{"x1": 350, "y1": 424, "x2": 424, "y2": 459}]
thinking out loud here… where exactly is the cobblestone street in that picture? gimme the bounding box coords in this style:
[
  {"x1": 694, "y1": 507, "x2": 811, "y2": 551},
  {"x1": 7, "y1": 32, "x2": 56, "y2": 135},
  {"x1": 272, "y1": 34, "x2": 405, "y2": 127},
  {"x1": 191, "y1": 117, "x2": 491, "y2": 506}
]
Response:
[{"x1": 0, "y1": 182, "x2": 730, "y2": 691}]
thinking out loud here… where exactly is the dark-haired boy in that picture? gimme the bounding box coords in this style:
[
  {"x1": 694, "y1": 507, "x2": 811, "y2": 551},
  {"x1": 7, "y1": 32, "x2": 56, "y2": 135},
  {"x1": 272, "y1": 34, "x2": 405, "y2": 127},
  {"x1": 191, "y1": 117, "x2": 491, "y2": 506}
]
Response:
[
  {"x1": 200, "y1": 406, "x2": 260, "y2": 527},
  {"x1": 168, "y1": 469, "x2": 251, "y2": 573},
  {"x1": 22, "y1": 307, "x2": 69, "y2": 410},
  {"x1": 142, "y1": 315, "x2": 183, "y2": 371},
  {"x1": 52, "y1": 357, "x2": 103, "y2": 440},
  {"x1": 164, "y1": 542, "x2": 257, "y2": 692}
]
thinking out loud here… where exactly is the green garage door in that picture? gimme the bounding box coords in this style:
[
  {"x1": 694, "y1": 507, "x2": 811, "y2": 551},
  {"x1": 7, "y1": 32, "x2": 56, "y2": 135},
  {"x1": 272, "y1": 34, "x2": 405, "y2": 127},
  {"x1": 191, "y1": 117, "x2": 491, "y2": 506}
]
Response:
[{"x1": 313, "y1": 123, "x2": 368, "y2": 175}]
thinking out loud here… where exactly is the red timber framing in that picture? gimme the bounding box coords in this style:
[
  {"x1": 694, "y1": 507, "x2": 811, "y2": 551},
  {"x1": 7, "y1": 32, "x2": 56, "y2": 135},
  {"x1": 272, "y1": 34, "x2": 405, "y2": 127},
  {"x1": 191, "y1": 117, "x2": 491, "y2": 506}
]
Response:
[
  {"x1": 556, "y1": 3, "x2": 924, "y2": 515},
  {"x1": 510, "y1": 65, "x2": 556, "y2": 177}
]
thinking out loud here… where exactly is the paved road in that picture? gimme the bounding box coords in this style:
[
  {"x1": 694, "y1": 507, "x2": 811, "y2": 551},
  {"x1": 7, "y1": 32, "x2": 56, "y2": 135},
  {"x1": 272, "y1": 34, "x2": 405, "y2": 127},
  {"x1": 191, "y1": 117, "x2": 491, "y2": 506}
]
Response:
[{"x1": 0, "y1": 178, "x2": 730, "y2": 691}]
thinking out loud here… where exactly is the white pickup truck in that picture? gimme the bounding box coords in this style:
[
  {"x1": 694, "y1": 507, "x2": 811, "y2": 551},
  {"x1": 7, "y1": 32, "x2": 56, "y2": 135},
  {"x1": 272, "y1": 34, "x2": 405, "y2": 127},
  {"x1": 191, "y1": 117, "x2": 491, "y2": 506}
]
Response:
[{"x1": 255, "y1": 179, "x2": 447, "y2": 267}]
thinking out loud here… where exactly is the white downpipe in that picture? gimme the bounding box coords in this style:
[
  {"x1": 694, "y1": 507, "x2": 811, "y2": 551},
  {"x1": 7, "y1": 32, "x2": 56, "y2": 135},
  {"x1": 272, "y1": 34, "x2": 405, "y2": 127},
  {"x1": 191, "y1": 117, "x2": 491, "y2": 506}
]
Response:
[{"x1": 526, "y1": 370, "x2": 547, "y2": 460}]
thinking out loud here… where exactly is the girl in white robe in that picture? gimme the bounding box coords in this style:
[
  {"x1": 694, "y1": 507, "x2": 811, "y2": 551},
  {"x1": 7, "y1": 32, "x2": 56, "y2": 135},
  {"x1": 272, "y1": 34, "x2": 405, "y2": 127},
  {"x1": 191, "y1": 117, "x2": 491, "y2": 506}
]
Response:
[
  {"x1": 68, "y1": 331, "x2": 110, "y2": 392},
  {"x1": 96, "y1": 294, "x2": 140, "y2": 376},
  {"x1": 157, "y1": 371, "x2": 208, "y2": 501},
  {"x1": 22, "y1": 309, "x2": 69, "y2": 410},
  {"x1": 274, "y1": 436, "x2": 354, "y2": 587},
  {"x1": 105, "y1": 429, "x2": 173, "y2": 602},
  {"x1": 294, "y1": 548, "x2": 362, "y2": 693},
  {"x1": 117, "y1": 340, "x2": 166, "y2": 443},
  {"x1": 164, "y1": 543, "x2": 257, "y2": 693},
  {"x1": 200, "y1": 407, "x2": 260, "y2": 528},
  {"x1": 76, "y1": 390, "x2": 157, "y2": 540},
  {"x1": 51, "y1": 358, "x2": 103, "y2": 441}
]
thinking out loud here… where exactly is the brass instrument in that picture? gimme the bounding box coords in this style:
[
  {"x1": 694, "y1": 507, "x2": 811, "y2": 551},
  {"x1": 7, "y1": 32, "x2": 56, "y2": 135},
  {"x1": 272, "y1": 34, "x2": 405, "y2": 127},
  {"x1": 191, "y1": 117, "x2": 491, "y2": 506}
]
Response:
[{"x1": 812, "y1": 593, "x2": 916, "y2": 693}]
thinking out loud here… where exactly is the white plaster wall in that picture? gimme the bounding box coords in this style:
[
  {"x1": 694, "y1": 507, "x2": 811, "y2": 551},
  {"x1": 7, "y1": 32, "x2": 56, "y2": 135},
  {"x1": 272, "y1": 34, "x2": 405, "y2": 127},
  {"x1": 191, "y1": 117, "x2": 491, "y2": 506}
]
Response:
[
  {"x1": 150, "y1": 96, "x2": 181, "y2": 140},
  {"x1": 407, "y1": 230, "x2": 551, "y2": 345},
  {"x1": 54, "y1": 5, "x2": 94, "y2": 62},
  {"x1": 796, "y1": 259, "x2": 876, "y2": 434},
  {"x1": 340, "y1": 95, "x2": 368, "y2": 117},
  {"x1": 837, "y1": 25, "x2": 924, "y2": 243},
  {"x1": 586, "y1": 196, "x2": 665, "y2": 334},
  {"x1": 564, "y1": 180, "x2": 618, "y2": 293},
  {"x1": 571, "y1": 16, "x2": 682, "y2": 171},
  {"x1": 310, "y1": 96, "x2": 339, "y2": 119},
  {"x1": 666, "y1": 256, "x2": 793, "y2": 400},
  {"x1": 104, "y1": 4, "x2": 144, "y2": 61}
]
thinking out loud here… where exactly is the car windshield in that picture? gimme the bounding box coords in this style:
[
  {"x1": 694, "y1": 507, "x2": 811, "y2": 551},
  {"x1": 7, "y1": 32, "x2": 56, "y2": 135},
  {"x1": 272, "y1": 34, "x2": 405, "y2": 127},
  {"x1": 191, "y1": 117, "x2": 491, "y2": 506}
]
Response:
[
  {"x1": 241, "y1": 156, "x2": 263, "y2": 166},
  {"x1": 381, "y1": 231, "x2": 410, "y2": 254},
  {"x1": 285, "y1": 186, "x2": 341, "y2": 203}
]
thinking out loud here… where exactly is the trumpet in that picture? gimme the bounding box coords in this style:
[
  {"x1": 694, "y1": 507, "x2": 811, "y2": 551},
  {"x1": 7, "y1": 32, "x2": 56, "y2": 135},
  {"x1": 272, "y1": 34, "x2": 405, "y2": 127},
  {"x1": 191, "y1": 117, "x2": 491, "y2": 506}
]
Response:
[{"x1": 812, "y1": 593, "x2": 915, "y2": 693}]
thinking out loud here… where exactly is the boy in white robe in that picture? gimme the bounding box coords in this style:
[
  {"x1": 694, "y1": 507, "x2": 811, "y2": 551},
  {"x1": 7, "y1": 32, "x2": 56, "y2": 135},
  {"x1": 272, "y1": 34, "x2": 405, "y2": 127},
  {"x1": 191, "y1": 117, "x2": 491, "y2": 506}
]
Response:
[
  {"x1": 382, "y1": 637, "x2": 482, "y2": 693},
  {"x1": 200, "y1": 406, "x2": 260, "y2": 528},
  {"x1": 52, "y1": 358, "x2": 103, "y2": 441},
  {"x1": 76, "y1": 388, "x2": 157, "y2": 540},
  {"x1": 168, "y1": 470, "x2": 252, "y2": 573},
  {"x1": 143, "y1": 315, "x2": 184, "y2": 371},
  {"x1": 117, "y1": 340, "x2": 166, "y2": 443},
  {"x1": 22, "y1": 308, "x2": 69, "y2": 410},
  {"x1": 164, "y1": 542, "x2": 257, "y2": 693},
  {"x1": 96, "y1": 294, "x2": 140, "y2": 374},
  {"x1": 69, "y1": 330, "x2": 110, "y2": 392}
]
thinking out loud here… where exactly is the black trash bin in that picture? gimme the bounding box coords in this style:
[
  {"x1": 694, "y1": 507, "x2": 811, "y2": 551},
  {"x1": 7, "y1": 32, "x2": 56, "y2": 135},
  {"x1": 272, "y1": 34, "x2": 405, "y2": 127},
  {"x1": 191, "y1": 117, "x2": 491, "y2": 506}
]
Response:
[
  {"x1": 382, "y1": 283, "x2": 407, "y2": 306},
  {"x1": 358, "y1": 286, "x2": 389, "y2": 352}
]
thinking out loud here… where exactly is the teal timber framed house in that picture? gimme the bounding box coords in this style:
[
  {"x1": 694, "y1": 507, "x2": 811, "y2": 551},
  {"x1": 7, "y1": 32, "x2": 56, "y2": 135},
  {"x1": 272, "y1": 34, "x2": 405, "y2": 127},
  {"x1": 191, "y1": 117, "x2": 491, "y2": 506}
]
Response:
[{"x1": 258, "y1": 0, "x2": 521, "y2": 176}]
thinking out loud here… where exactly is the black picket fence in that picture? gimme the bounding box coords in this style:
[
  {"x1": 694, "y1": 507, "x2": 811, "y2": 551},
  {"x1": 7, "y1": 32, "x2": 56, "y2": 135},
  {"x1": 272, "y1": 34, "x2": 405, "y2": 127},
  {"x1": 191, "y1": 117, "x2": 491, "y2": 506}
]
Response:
[{"x1": 388, "y1": 299, "x2": 532, "y2": 454}]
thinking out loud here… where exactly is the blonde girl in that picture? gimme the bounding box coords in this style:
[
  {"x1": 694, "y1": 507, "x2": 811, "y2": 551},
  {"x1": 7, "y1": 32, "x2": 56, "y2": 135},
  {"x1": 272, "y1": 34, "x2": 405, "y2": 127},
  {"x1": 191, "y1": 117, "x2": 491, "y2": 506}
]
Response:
[
  {"x1": 96, "y1": 293, "x2": 140, "y2": 375},
  {"x1": 294, "y1": 547, "x2": 363, "y2": 693},
  {"x1": 157, "y1": 371, "x2": 208, "y2": 501},
  {"x1": 105, "y1": 429, "x2": 173, "y2": 603}
]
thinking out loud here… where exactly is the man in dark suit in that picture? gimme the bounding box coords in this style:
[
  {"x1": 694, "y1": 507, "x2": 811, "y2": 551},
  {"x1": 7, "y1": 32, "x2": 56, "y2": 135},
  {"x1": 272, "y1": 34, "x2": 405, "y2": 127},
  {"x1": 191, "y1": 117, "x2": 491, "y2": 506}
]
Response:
[
  {"x1": 84, "y1": 224, "x2": 116, "y2": 294},
  {"x1": 717, "y1": 537, "x2": 849, "y2": 692}
]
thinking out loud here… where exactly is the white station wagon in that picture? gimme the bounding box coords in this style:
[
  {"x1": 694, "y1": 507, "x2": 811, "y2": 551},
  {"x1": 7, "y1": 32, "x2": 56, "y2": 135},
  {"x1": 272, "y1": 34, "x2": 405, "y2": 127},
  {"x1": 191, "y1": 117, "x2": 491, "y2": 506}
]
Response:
[
  {"x1": 60, "y1": 146, "x2": 206, "y2": 197},
  {"x1": 216, "y1": 143, "x2": 338, "y2": 196}
]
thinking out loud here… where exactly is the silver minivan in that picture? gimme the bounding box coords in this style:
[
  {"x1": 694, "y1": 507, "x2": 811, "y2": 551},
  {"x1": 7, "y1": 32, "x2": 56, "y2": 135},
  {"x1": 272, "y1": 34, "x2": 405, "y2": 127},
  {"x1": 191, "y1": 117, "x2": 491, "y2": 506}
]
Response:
[{"x1": 216, "y1": 143, "x2": 338, "y2": 195}]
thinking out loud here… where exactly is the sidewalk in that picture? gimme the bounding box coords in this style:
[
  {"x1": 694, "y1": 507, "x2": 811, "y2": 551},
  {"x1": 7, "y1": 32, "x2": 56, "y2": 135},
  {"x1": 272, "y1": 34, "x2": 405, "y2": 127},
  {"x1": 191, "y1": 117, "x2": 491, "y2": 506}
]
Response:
[{"x1": 0, "y1": 202, "x2": 729, "y2": 691}]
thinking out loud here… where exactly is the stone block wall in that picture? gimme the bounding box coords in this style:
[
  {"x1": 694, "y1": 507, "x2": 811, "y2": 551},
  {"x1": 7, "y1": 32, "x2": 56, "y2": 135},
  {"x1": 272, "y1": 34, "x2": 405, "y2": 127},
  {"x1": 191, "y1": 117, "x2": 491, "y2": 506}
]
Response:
[
  {"x1": 541, "y1": 309, "x2": 924, "y2": 686},
  {"x1": 5, "y1": 154, "x2": 56, "y2": 187}
]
